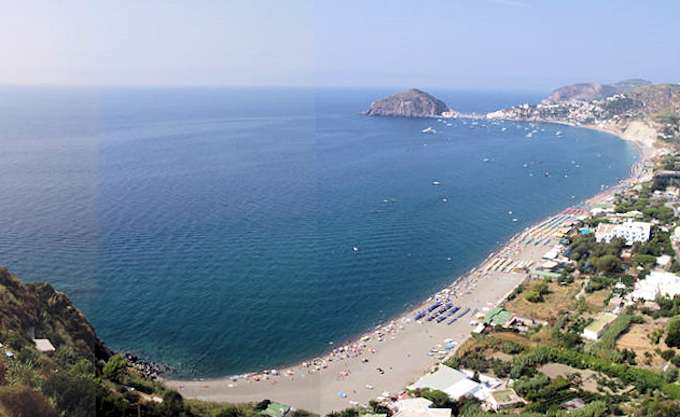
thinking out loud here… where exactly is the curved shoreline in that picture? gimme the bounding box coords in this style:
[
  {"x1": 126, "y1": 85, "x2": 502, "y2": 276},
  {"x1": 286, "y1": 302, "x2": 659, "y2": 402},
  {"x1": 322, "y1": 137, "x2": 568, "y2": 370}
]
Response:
[{"x1": 166, "y1": 121, "x2": 660, "y2": 413}]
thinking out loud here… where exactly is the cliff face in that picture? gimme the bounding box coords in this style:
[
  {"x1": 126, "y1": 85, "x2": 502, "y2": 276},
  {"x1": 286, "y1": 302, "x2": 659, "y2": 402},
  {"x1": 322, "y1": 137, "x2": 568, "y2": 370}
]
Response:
[
  {"x1": 0, "y1": 267, "x2": 110, "y2": 361},
  {"x1": 365, "y1": 88, "x2": 450, "y2": 118}
]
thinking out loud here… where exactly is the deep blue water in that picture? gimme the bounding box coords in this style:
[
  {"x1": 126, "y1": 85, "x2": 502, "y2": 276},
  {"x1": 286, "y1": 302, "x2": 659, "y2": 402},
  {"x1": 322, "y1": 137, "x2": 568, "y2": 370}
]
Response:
[{"x1": 0, "y1": 87, "x2": 637, "y2": 376}]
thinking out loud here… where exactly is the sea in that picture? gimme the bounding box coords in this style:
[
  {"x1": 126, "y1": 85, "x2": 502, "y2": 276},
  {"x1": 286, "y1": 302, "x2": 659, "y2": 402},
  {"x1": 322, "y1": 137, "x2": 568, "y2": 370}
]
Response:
[{"x1": 0, "y1": 86, "x2": 638, "y2": 377}]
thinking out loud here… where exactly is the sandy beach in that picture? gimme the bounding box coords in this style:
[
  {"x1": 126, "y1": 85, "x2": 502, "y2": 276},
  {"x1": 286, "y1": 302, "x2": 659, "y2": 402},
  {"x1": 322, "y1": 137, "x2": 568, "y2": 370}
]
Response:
[{"x1": 166, "y1": 122, "x2": 661, "y2": 414}]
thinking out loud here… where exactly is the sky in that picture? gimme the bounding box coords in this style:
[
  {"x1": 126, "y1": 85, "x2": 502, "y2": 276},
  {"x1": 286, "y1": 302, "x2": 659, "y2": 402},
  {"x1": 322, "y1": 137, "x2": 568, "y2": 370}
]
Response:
[{"x1": 0, "y1": 0, "x2": 678, "y2": 90}]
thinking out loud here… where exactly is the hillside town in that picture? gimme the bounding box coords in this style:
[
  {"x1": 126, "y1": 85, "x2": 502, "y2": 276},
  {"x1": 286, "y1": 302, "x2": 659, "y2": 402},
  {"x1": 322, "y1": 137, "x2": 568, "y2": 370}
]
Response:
[{"x1": 318, "y1": 151, "x2": 680, "y2": 416}]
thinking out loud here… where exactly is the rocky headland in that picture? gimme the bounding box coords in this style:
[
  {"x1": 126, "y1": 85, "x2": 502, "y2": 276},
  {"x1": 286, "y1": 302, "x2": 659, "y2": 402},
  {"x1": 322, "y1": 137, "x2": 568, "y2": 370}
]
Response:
[{"x1": 365, "y1": 88, "x2": 452, "y2": 118}]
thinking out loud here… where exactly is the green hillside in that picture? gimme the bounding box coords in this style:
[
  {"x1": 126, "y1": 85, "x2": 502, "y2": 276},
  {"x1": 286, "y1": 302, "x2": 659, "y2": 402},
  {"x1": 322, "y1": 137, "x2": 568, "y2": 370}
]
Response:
[{"x1": 0, "y1": 268, "x2": 314, "y2": 417}]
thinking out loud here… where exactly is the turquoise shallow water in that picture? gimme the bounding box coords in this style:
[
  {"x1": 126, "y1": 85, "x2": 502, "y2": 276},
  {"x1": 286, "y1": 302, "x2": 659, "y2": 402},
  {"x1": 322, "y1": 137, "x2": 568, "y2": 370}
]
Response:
[{"x1": 0, "y1": 87, "x2": 637, "y2": 376}]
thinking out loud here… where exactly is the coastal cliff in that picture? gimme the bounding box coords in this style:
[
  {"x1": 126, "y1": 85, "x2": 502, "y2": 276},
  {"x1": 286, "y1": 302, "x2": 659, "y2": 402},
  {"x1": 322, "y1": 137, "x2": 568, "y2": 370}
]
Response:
[
  {"x1": 0, "y1": 268, "x2": 300, "y2": 417},
  {"x1": 365, "y1": 88, "x2": 451, "y2": 118}
]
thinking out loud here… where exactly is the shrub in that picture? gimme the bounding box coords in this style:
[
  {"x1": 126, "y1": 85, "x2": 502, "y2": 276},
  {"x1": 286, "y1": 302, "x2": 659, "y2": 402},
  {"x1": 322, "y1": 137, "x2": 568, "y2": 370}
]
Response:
[
  {"x1": 255, "y1": 400, "x2": 271, "y2": 411},
  {"x1": 664, "y1": 366, "x2": 678, "y2": 383},
  {"x1": 525, "y1": 289, "x2": 543, "y2": 303},
  {"x1": 159, "y1": 390, "x2": 186, "y2": 417},
  {"x1": 41, "y1": 370, "x2": 97, "y2": 417},
  {"x1": 592, "y1": 255, "x2": 622, "y2": 274},
  {"x1": 418, "y1": 388, "x2": 453, "y2": 408},
  {"x1": 666, "y1": 317, "x2": 680, "y2": 348},
  {"x1": 102, "y1": 354, "x2": 127, "y2": 383},
  {"x1": 660, "y1": 349, "x2": 676, "y2": 361},
  {"x1": 0, "y1": 385, "x2": 58, "y2": 417}
]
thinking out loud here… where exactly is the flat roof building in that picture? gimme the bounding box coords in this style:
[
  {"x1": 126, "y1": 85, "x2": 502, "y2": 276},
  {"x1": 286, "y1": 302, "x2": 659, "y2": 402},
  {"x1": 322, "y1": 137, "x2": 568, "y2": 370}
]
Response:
[
  {"x1": 33, "y1": 338, "x2": 56, "y2": 353},
  {"x1": 408, "y1": 365, "x2": 482, "y2": 400},
  {"x1": 630, "y1": 271, "x2": 680, "y2": 301},
  {"x1": 582, "y1": 312, "x2": 618, "y2": 341},
  {"x1": 595, "y1": 221, "x2": 651, "y2": 245},
  {"x1": 485, "y1": 388, "x2": 525, "y2": 411}
]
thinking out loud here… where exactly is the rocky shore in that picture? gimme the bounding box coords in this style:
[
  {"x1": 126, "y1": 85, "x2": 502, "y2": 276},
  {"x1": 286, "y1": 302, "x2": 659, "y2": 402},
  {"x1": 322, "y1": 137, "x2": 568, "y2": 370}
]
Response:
[{"x1": 122, "y1": 352, "x2": 175, "y2": 380}]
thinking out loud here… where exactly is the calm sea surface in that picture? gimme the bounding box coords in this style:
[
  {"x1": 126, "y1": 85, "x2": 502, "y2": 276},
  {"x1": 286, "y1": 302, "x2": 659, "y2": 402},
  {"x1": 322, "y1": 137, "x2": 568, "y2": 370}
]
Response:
[{"x1": 0, "y1": 87, "x2": 637, "y2": 376}]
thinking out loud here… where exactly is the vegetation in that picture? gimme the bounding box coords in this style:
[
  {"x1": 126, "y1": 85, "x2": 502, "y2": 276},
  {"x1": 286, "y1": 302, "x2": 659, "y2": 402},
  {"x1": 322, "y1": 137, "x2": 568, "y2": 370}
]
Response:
[
  {"x1": 590, "y1": 313, "x2": 639, "y2": 356},
  {"x1": 666, "y1": 317, "x2": 680, "y2": 348},
  {"x1": 510, "y1": 346, "x2": 680, "y2": 399},
  {"x1": 0, "y1": 268, "x2": 313, "y2": 417}
]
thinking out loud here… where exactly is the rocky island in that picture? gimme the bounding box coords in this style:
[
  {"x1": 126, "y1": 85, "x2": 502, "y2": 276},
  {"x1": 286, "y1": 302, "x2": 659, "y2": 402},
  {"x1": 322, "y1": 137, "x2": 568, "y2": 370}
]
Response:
[{"x1": 365, "y1": 88, "x2": 452, "y2": 118}]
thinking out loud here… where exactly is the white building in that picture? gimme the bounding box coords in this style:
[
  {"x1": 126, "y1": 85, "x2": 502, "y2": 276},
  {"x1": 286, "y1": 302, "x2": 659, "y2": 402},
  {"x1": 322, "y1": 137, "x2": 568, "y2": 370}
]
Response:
[
  {"x1": 33, "y1": 338, "x2": 56, "y2": 353},
  {"x1": 485, "y1": 389, "x2": 526, "y2": 411},
  {"x1": 582, "y1": 312, "x2": 618, "y2": 341},
  {"x1": 629, "y1": 271, "x2": 680, "y2": 301},
  {"x1": 393, "y1": 408, "x2": 451, "y2": 417},
  {"x1": 657, "y1": 255, "x2": 673, "y2": 269},
  {"x1": 595, "y1": 221, "x2": 651, "y2": 245},
  {"x1": 392, "y1": 398, "x2": 451, "y2": 417},
  {"x1": 408, "y1": 365, "x2": 482, "y2": 400}
]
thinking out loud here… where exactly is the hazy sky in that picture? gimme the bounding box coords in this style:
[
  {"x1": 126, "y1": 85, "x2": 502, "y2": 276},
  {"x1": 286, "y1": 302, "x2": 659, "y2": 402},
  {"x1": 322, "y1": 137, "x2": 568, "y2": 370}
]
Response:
[{"x1": 1, "y1": 0, "x2": 678, "y2": 90}]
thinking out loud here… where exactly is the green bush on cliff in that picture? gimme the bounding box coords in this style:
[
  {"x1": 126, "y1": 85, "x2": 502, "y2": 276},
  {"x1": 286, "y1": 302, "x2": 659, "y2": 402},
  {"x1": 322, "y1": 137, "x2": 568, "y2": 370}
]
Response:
[{"x1": 102, "y1": 354, "x2": 128, "y2": 383}]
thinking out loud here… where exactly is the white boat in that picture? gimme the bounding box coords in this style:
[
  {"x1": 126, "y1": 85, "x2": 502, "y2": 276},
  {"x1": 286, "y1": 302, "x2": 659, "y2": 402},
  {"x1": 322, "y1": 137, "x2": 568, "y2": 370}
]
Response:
[
  {"x1": 352, "y1": 247, "x2": 359, "y2": 252},
  {"x1": 421, "y1": 127, "x2": 436, "y2": 134},
  {"x1": 483, "y1": 158, "x2": 490, "y2": 162},
  {"x1": 432, "y1": 181, "x2": 441, "y2": 185}
]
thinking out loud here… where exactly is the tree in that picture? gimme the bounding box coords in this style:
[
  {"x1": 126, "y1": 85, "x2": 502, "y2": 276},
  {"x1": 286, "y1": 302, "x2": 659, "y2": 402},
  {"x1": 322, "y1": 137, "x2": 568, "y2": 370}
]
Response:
[
  {"x1": 419, "y1": 388, "x2": 453, "y2": 408},
  {"x1": 159, "y1": 390, "x2": 186, "y2": 417},
  {"x1": 102, "y1": 354, "x2": 127, "y2": 383},
  {"x1": 666, "y1": 317, "x2": 680, "y2": 348},
  {"x1": 632, "y1": 254, "x2": 657, "y2": 267},
  {"x1": 592, "y1": 255, "x2": 622, "y2": 274},
  {"x1": 255, "y1": 399, "x2": 271, "y2": 411}
]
